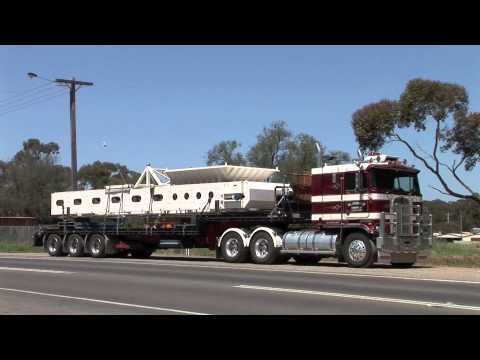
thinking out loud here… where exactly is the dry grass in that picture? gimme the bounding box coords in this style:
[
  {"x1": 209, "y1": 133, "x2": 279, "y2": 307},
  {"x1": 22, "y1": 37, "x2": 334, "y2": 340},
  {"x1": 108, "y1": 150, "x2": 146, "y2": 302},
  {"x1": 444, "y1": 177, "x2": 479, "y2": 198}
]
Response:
[
  {"x1": 427, "y1": 240, "x2": 480, "y2": 268},
  {"x1": 0, "y1": 242, "x2": 44, "y2": 253}
]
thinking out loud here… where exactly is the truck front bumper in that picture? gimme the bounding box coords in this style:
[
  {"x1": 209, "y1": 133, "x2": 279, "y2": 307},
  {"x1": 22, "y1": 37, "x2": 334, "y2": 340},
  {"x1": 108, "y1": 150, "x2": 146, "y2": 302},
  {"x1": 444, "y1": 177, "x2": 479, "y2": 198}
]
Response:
[{"x1": 377, "y1": 249, "x2": 431, "y2": 265}]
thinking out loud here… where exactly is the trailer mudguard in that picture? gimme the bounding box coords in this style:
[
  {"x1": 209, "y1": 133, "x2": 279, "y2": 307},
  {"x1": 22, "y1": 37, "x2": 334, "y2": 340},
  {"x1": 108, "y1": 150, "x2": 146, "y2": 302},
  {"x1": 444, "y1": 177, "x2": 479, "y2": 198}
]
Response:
[
  {"x1": 249, "y1": 226, "x2": 284, "y2": 248},
  {"x1": 217, "y1": 228, "x2": 249, "y2": 248}
]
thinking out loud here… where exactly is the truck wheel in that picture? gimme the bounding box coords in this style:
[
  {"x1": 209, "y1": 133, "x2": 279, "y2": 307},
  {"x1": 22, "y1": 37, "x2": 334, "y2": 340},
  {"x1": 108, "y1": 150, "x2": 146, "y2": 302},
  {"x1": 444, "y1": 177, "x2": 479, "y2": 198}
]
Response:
[
  {"x1": 221, "y1": 232, "x2": 248, "y2": 263},
  {"x1": 67, "y1": 234, "x2": 85, "y2": 257},
  {"x1": 249, "y1": 231, "x2": 279, "y2": 265},
  {"x1": 88, "y1": 234, "x2": 106, "y2": 258},
  {"x1": 46, "y1": 234, "x2": 65, "y2": 257},
  {"x1": 343, "y1": 232, "x2": 377, "y2": 268},
  {"x1": 293, "y1": 254, "x2": 322, "y2": 265}
]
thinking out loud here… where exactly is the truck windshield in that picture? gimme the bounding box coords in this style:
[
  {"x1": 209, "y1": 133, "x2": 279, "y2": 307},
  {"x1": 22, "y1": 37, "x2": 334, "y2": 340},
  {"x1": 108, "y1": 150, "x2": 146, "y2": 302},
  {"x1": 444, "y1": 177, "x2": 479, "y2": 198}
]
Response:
[{"x1": 370, "y1": 169, "x2": 420, "y2": 195}]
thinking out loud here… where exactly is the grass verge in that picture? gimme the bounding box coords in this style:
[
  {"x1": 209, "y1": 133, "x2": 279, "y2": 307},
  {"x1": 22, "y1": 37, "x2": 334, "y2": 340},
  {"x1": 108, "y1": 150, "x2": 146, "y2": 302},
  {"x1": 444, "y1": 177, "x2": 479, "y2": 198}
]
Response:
[
  {"x1": 427, "y1": 240, "x2": 480, "y2": 268},
  {"x1": 0, "y1": 242, "x2": 44, "y2": 253}
]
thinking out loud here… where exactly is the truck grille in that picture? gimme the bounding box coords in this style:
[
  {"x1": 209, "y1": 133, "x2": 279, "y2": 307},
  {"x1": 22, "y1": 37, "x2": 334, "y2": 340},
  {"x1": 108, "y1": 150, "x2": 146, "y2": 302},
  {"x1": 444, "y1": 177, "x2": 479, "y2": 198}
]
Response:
[{"x1": 378, "y1": 198, "x2": 432, "y2": 252}]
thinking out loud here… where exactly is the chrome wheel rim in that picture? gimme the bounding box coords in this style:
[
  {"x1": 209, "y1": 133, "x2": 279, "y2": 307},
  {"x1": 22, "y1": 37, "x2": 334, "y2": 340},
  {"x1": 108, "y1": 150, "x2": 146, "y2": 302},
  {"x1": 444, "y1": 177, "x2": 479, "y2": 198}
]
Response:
[
  {"x1": 48, "y1": 237, "x2": 59, "y2": 253},
  {"x1": 225, "y1": 238, "x2": 239, "y2": 258},
  {"x1": 254, "y1": 238, "x2": 269, "y2": 259},
  {"x1": 70, "y1": 239, "x2": 79, "y2": 254},
  {"x1": 348, "y1": 239, "x2": 367, "y2": 263},
  {"x1": 91, "y1": 238, "x2": 101, "y2": 255}
]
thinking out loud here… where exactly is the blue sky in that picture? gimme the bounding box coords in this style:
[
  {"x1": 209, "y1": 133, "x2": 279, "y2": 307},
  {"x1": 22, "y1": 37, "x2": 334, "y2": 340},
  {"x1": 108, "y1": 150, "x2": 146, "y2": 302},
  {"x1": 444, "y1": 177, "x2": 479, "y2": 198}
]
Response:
[{"x1": 1, "y1": 45, "x2": 479, "y2": 201}]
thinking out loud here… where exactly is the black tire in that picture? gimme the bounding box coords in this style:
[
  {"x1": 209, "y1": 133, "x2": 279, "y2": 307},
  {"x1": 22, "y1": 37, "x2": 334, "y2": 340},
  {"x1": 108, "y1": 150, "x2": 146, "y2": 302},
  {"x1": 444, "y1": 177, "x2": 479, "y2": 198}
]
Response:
[
  {"x1": 66, "y1": 234, "x2": 85, "y2": 257},
  {"x1": 130, "y1": 249, "x2": 153, "y2": 259},
  {"x1": 88, "y1": 234, "x2": 106, "y2": 258},
  {"x1": 249, "y1": 231, "x2": 280, "y2": 265},
  {"x1": 391, "y1": 262, "x2": 415, "y2": 268},
  {"x1": 343, "y1": 232, "x2": 377, "y2": 268},
  {"x1": 46, "y1": 234, "x2": 65, "y2": 257},
  {"x1": 292, "y1": 254, "x2": 323, "y2": 265},
  {"x1": 221, "y1": 232, "x2": 249, "y2": 263}
]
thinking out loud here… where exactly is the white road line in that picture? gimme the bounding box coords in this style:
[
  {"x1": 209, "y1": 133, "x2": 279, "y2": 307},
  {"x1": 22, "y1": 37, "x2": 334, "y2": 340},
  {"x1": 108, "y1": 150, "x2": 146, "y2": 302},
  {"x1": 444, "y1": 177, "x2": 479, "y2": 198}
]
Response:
[
  {"x1": 0, "y1": 266, "x2": 73, "y2": 274},
  {"x1": 0, "y1": 287, "x2": 209, "y2": 315},
  {"x1": 1, "y1": 256, "x2": 480, "y2": 285},
  {"x1": 234, "y1": 285, "x2": 480, "y2": 312}
]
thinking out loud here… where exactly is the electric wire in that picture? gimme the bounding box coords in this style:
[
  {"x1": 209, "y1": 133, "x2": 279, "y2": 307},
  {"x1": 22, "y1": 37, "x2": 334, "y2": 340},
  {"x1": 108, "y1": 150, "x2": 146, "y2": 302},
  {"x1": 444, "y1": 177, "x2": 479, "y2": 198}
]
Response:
[
  {"x1": 0, "y1": 89, "x2": 66, "y2": 118},
  {"x1": 0, "y1": 88, "x2": 66, "y2": 114},
  {"x1": 0, "y1": 86, "x2": 64, "y2": 110},
  {"x1": 0, "y1": 82, "x2": 54, "y2": 105}
]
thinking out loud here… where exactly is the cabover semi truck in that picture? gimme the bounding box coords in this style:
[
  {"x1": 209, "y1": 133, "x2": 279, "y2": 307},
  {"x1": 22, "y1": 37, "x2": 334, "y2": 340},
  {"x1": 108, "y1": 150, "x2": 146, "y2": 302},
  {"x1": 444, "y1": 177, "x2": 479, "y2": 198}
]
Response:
[{"x1": 34, "y1": 152, "x2": 432, "y2": 268}]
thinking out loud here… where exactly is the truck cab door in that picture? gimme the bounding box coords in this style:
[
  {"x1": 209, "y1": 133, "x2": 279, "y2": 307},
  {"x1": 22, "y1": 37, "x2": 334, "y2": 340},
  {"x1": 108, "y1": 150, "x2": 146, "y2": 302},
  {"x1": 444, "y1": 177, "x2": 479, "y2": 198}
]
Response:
[{"x1": 343, "y1": 171, "x2": 369, "y2": 219}]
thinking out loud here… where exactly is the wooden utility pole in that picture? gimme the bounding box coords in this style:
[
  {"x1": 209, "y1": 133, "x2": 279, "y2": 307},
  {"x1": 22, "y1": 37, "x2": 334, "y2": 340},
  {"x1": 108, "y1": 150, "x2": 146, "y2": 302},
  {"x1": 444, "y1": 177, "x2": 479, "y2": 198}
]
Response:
[{"x1": 55, "y1": 78, "x2": 94, "y2": 191}]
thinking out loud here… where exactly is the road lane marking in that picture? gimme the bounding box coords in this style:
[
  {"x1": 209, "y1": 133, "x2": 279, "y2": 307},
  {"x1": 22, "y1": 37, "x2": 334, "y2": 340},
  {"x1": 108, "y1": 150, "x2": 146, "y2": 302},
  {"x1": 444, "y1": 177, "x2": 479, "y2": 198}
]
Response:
[
  {"x1": 0, "y1": 287, "x2": 209, "y2": 315},
  {"x1": 234, "y1": 285, "x2": 480, "y2": 312},
  {"x1": 0, "y1": 266, "x2": 73, "y2": 274},
  {"x1": 1, "y1": 256, "x2": 480, "y2": 285}
]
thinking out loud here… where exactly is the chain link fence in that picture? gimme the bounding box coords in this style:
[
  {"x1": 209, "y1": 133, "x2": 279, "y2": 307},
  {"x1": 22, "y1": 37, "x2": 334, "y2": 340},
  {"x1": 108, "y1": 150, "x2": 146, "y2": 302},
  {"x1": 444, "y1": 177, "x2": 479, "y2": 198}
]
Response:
[{"x1": 0, "y1": 225, "x2": 40, "y2": 251}]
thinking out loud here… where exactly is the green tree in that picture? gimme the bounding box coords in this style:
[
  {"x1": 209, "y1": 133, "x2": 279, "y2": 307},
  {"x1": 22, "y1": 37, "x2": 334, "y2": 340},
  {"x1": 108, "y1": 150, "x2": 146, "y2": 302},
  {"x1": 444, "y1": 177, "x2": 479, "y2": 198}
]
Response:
[
  {"x1": 281, "y1": 133, "x2": 323, "y2": 174},
  {"x1": 206, "y1": 140, "x2": 246, "y2": 166},
  {"x1": 78, "y1": 161, "x2": 140, "y2": 190},
  {"x1": 0, "y1": 139, "x2": 71, "y2": 222},
  {"x1": 352, "y1": 78, "x2": 480, "y2": 204},
  {"x1": 424, "y1": 199, "x2": 480, "y2": 234},
  {"x1": 247, "y1": 120, "x2": 292, "y2": 168}
]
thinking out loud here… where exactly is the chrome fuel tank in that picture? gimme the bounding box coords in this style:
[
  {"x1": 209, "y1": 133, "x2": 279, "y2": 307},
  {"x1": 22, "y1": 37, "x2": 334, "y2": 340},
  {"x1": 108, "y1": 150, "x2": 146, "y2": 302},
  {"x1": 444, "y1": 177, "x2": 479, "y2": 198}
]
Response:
[{"x1": 282, "y1": 231, "x2": 336, "y2": 251}]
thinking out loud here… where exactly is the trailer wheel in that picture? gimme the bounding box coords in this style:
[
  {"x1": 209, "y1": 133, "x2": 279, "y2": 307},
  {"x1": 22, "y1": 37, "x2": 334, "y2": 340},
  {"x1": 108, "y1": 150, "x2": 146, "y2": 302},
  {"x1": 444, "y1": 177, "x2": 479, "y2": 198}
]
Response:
[
  {"x1": 67, "y1": 234, "x2": 85, "y2": 257},
  {"x1": 343, "y1": 232, "x2": 377, "y2": 268},
  {"x1": 46, "y1": 234, "x2": 64, "y2": 257},
  {"x1": 221, "y1": 232, "x2": 249, "y2": 263},
  {"x1": 292, "y1": 254, "x2": 322, "y2": 265},
  {"x1": 88, "y1": 234, "x2": 106, "y2": 258},
  {"x1": 249, "y1": 231, "x2": 279, "y2": 265}
]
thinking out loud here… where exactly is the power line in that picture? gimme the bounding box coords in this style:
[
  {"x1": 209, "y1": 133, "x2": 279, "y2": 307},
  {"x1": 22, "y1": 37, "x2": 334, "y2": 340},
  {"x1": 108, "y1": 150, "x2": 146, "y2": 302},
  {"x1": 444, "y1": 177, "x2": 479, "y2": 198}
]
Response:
[
  {"x1": 0, "y1": 90, "x2": 66, "y2": 118},
  {"x1": 0, "y1": 88, "x2": 66, "y2": 114},
  {"x1": 0, "y1": 86, "x2": 63, "y2": 111},
  {"x1": 0, "y1": 85, "x2": 64, "y2": 106},
  {"x1": 0, "y1": 82, "x2": 54, "y2": 104}
]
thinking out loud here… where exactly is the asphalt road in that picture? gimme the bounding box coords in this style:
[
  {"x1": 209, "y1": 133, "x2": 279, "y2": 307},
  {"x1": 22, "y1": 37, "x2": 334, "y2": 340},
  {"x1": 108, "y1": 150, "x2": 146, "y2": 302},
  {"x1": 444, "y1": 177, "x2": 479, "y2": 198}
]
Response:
[{"x1": 0, "y1": 254, "x2": 479, "y2": 314}]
